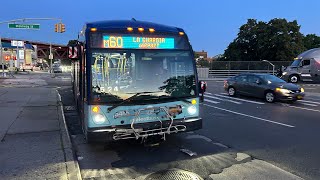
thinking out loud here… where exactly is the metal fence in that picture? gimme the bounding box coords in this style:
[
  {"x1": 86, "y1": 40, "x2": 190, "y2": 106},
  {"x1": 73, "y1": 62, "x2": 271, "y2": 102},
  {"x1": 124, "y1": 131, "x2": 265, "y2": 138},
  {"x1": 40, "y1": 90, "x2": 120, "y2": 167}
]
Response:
[
  {"x1": 199, "y1": 61, "x2": 293, "y2": 79},
  {"x1": 206, "y1": 61, "x2": 292, "y2": 70},
  {"x1": 209, "y1": 70, "x2": 273, "y2": 79}
]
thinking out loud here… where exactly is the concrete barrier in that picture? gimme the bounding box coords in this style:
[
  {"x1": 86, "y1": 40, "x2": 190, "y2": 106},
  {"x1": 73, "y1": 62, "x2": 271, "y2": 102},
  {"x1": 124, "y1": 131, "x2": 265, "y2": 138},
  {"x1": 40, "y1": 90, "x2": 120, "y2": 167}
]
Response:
[{"x1": 197, "y1": 68, "x2": 209, "y2": 79}]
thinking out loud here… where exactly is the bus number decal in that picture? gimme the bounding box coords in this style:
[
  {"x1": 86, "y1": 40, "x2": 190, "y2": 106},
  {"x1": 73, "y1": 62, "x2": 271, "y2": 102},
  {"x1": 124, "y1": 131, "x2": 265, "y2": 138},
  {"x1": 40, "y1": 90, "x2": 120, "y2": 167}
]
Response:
[{"x1": 104, "y1": 36, "x2": 123, "y2": 48}]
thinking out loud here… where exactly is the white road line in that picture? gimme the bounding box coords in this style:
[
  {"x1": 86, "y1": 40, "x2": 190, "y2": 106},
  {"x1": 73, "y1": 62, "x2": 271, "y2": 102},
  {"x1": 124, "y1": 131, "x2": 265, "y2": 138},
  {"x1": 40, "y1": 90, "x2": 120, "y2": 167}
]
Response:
[
  {"x1": 205, "y1": 94, "x2": 242, "y2": 104},
  {"x1": 204, "y1": 99, "x2": 220, "y2": 104},
  {"x1": 203, "y1": 104, "x2": 295, "y2": 128},
  {"x1": 205, "y1": 92, "x2": 212, "y2": 95},
  {"x1": 216, "y1": 94, "x2": 265, "y2": 105},
  {"x1": 300, "y1": 103, "x2": 318, "y2": 107},
  {"x1": 288, "y1": 106, "x2": 320, "y2": 113},
  {"x1": 299, "y1": 100, "x2": 320, "y2": 105}
]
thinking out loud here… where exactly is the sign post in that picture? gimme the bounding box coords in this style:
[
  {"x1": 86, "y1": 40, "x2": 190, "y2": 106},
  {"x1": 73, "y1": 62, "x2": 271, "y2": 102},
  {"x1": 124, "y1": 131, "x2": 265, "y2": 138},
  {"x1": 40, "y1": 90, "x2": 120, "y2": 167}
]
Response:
[
  {"x1": 11, "y1": 40, "x2": 24, "y2": 70},
  {"x1": 0, "y1": 36, "x2": 3, "y2": 76}
]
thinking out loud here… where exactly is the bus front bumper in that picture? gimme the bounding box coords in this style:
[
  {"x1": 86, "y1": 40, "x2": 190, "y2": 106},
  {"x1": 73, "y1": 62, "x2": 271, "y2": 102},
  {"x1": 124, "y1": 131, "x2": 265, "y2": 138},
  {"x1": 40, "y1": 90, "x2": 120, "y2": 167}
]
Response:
[{"x1": 87, "y1": 118, "x2": 202, "y2": 142}]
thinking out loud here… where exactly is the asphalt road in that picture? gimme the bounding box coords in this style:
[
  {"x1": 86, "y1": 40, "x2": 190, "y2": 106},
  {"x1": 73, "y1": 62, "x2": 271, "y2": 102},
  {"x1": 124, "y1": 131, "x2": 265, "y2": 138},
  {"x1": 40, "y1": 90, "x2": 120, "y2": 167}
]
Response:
[
  {"x1": 50, "y1": 73, "x2": 320, "y2": 180},
  {"x1": 199, "y1": 80, "x2": 320, "y2": 180}
]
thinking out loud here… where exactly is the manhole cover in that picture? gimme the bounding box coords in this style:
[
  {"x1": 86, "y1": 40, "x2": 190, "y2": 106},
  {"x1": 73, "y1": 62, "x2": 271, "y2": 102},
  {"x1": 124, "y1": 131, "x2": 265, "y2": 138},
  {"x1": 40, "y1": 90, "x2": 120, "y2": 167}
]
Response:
[
  {"x1": 145, "y1": 169, "x2": 203, "y2": 180},
  {"x1": 64, "y1": 106, "x2": 76, "y2": 111}
]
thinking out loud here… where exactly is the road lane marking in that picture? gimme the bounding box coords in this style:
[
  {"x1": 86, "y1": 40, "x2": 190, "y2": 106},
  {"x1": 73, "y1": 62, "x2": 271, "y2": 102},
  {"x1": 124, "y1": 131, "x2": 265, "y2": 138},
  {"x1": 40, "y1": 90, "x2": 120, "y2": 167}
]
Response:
[
  {"x1": 203, "y1": 104, "x2": 295, "y2": 128},
  {"x1": 288, "y1": 106, "x2": 320, "y2": 113},
  {"x1": 300, "y1": 103, "x2": 318, "y2": 107},
  {"x1": 216, "y1": 94, "x2": 265, "y2": 105},
  {"x1": 204, "y1": 99, "x2": 220, "y2": 104},
  {"x1": 299, "y1": 100, "x2": 320, "y2": 105},
  {"x1": 205, "y1": 92, "x2": 212, "y2": 95},
  {"x1": 205, "y1": 94, "x2": 242, "y2": 104}
]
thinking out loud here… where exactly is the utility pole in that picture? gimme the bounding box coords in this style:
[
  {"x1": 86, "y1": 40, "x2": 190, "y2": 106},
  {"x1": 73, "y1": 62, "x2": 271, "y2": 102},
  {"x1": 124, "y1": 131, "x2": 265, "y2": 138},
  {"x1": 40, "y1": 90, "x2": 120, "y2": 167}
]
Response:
[
  {"x1": 49, "y1": 43, "x2": 52, "y2": 74},
  {"x1": 0, "y1": 36, "x2": 4, "y2": 76},
  {"x1": 16, "y1": 43, "x2": 19, "y2": 71}
]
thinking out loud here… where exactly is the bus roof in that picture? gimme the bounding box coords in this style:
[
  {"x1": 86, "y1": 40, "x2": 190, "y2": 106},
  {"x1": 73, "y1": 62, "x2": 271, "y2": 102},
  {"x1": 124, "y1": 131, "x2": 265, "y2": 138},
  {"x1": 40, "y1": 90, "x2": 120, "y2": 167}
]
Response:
[{"x1": 85, "y1": 19, "x2": 184, "y2": 33}]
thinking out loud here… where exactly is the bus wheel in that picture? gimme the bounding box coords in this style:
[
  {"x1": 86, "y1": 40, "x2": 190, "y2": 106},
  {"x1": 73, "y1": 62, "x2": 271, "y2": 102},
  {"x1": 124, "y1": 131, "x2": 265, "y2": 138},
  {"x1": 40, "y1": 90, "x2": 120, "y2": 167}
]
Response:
[{"x1": 289, "y1": 75, "x2": 299, "y2": 83}]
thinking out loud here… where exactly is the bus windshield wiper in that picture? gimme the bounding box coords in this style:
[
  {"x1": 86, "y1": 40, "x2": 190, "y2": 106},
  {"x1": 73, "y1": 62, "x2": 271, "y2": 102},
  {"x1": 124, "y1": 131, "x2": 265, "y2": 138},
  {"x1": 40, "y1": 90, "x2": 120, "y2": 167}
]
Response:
[
  {"x1": 107, "y1": 91, "x2": 162, "y2": 112},
  {"x1": 158, "y1": 95, "x2": 192, "y2": 105}
]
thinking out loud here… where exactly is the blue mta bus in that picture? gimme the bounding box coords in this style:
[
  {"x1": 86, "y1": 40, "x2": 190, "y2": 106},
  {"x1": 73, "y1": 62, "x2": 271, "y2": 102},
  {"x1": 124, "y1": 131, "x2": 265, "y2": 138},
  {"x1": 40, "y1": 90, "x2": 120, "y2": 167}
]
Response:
[{"x1": 72, "y1": 19, "x2": 202, "y2": 143}]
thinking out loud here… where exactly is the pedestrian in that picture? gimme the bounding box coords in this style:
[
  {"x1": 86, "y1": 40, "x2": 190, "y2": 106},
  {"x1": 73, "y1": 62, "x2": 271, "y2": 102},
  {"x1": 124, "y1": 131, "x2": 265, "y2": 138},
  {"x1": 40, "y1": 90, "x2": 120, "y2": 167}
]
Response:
[{"x1": 199, "y1": 81, "x2": 207, "y2": 102}]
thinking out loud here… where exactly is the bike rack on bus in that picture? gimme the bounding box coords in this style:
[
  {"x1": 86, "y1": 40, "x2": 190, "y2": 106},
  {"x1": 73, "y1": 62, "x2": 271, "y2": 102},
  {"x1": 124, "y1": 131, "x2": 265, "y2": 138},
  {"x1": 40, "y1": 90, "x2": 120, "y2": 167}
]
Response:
[{"x1": 112, "y1": 106, "x2": 187, "y2": 141}]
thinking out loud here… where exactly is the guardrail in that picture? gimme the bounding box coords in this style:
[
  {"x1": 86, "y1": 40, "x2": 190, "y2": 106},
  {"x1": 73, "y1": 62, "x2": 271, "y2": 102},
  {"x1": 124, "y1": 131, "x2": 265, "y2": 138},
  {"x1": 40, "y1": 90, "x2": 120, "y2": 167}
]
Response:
[{"x1": 209, "y1": 70, "x2": 274, "y2": 79}]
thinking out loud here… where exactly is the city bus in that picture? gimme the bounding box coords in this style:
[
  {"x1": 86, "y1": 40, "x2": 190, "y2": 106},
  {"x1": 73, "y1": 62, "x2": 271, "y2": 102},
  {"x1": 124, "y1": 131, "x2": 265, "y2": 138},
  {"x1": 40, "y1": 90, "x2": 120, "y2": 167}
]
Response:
[{"x1": 71, "y1": 19, "x2": 202, "y2": 144}]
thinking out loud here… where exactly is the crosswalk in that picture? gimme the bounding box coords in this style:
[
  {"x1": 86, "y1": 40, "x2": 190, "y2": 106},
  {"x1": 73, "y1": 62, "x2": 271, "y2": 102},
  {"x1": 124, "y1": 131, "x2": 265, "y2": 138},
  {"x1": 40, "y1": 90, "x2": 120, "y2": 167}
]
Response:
[{"x1": 203, "y1": 92, "x2": 320, "y2": 108}]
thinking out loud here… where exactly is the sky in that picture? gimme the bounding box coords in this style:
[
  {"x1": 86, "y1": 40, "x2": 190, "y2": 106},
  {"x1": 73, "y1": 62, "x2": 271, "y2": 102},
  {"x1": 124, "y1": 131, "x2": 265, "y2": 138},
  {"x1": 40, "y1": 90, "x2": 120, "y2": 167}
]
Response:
[{"x1": 1, "y1": 0, "x2": 320, "y2": 56}]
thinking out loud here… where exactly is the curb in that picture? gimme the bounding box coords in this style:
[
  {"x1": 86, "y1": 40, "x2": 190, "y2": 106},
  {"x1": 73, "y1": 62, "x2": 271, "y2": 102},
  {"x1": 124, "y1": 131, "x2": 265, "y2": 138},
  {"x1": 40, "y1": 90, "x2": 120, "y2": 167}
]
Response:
[{"x1": 57, "y1": 90, "x2": 82, "y2": 180}]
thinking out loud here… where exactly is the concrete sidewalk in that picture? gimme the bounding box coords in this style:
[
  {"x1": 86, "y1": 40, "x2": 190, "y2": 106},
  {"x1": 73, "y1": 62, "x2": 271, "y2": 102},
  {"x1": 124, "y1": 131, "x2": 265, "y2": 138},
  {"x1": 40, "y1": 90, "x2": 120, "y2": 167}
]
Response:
[{"x1": 0, "y1": 85, "x2": 81, "y2": 179}]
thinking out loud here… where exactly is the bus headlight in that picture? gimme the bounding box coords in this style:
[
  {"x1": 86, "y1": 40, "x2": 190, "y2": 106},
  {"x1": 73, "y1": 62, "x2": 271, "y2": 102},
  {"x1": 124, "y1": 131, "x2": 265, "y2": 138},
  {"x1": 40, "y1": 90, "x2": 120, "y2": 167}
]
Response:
[
  {"x1": 93, "y1": 114, "x2": 106, "y2": 124},
  {"x1": 187, "y1": 106, "x2": 197, "y2": 115}
]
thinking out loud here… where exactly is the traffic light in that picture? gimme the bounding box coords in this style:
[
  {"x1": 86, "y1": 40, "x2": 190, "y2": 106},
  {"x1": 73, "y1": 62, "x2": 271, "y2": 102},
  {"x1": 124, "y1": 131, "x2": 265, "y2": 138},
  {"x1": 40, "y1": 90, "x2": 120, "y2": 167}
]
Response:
[
  {"x1": 60, "y1": 23, "x2": 65, "y2": 33},
  {"x1": 54, "y1": 23, "x2": 59, "y2": 32}
]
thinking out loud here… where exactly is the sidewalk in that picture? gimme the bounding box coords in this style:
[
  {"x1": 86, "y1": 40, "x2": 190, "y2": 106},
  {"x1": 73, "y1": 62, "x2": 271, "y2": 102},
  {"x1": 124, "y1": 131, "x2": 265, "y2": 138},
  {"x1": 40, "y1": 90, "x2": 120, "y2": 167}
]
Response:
[{"x1": 0, "y1": 80, "x2": 81, "y2": 179}]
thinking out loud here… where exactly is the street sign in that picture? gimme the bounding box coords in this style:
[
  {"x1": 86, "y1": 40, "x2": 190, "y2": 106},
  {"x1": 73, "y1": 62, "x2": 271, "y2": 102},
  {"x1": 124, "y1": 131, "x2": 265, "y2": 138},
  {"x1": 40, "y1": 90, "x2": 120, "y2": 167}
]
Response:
[
  {"x1": 8, "y1": 23, "x2": 40, "y2": 30},
  {"x1": 68, "y1": 46, "x2": 78, "y2": 59},
  {"x1": 19, "y1": 50, "x2": 24, "y2": 59},
  {"x1": 49, "y1": 53, "x2": 53, "y2": 60},
  {"x1": 11, "y1": 40, "x2": 24, "y2": 47}
]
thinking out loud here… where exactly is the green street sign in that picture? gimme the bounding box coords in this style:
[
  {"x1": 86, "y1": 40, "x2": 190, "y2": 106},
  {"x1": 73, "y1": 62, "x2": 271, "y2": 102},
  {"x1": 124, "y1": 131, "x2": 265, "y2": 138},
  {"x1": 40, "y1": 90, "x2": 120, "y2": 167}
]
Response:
[{"x1": 8, "y1": 23, "x2": 40, "y2": 30}]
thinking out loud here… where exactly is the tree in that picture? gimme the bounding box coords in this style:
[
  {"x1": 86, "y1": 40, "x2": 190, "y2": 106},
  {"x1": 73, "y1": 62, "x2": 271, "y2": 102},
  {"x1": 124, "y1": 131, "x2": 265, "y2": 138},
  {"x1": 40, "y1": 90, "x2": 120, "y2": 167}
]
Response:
[
  {"x1": 303, "y1": 34, "x2": 320, "y2": 50},
  {"x1": 224, "y1": 18, "x2": 305, "y2": 61},
  {"x1": 67, "y1": 40, "x2": 78, "y2": 46},
  {"x1": 196, "y1": 58, "x2": 210, "y2": 68}
]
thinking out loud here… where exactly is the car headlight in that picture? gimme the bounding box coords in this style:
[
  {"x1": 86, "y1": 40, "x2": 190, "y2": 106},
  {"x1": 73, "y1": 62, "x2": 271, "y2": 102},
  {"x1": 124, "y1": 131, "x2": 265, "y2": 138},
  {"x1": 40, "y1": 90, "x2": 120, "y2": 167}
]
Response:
[
  {"x1": 301, "y1": 88, "x2": 304, "y2": 93},
  {"x1": 282, "y1": 72, "x2": 288, "y2": 76},
  {"x1": 187, "y1": 106, "x2": 197, "y2": 115},
  {"x1": 93, "y1": 114, "x2": 106, "y2": 124},
  {"x1": 276, "y1": 88, "x2": 291, "y2": 94}
]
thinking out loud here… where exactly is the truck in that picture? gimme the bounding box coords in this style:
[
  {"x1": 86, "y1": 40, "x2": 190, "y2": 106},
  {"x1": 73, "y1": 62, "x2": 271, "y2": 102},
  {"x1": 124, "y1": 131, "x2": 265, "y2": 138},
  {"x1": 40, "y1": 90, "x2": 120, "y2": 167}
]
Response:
[{"x1": 281, "y1": 48, "x2": 320, "y2": 83}]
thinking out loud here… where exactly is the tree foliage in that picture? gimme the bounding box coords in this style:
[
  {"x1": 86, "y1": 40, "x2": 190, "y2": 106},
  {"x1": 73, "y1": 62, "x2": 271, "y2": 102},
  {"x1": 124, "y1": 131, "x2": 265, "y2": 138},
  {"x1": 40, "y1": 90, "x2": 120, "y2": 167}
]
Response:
[
  {"x1": 303, "y1": 34, "x2": 320, "y2": 50},
  {"x1": 224, "y1": 18, "x2": 319, "y2": 61},
  {"x1": 67, "y1": 40, "x2": 78, "y2": 46}
]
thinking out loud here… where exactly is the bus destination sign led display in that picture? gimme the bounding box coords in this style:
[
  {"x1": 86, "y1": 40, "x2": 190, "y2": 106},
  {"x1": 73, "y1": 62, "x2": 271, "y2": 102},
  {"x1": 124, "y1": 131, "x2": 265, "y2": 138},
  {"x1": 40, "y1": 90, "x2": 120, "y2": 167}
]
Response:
[{"x1": 103, "y1": 36, "x2": 174, "y2": 49}]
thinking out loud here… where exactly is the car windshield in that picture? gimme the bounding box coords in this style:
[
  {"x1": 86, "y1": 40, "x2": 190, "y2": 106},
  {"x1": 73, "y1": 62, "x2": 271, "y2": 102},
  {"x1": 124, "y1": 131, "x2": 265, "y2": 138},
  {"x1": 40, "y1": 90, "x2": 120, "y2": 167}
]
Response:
[
  {"x1": 91, "y1": 50, "x2": 196, "y2": 103},
  {"x1": 259, "y1": 74, "x2": 286, "y2": 83},
  {"x1": 291, "y1": 59, "x2": 301, "y2": 67}
]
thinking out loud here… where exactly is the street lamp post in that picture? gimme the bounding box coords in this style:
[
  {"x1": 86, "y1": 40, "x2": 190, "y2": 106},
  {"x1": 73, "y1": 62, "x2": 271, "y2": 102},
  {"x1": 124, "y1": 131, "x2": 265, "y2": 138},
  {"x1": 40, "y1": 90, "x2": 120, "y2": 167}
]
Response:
[{"x1": 262, "y1": 60, "x2": 275, "y2": 75}]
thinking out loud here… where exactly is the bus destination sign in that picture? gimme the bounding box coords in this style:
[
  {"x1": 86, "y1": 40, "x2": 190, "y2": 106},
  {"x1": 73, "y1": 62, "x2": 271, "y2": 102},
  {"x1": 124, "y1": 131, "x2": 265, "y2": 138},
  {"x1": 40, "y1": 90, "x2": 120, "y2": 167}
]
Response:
[{"x1": 103, "y1": 36, "x2": 174, "y2": 49}]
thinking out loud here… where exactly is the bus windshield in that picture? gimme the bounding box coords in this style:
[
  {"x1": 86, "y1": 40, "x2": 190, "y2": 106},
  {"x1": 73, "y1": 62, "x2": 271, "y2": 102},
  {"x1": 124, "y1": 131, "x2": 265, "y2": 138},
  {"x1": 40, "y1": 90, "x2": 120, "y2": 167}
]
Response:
[{"x1": 91, "y1": 50, "x2": 196, "y2": 103}]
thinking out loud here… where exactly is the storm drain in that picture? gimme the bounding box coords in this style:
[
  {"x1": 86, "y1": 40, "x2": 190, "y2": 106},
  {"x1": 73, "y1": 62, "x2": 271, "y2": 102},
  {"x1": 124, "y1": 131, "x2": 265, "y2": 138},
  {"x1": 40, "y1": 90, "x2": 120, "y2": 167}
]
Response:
[{"x1": 145, "y1": 169, "x2": 203, "y2": 180}]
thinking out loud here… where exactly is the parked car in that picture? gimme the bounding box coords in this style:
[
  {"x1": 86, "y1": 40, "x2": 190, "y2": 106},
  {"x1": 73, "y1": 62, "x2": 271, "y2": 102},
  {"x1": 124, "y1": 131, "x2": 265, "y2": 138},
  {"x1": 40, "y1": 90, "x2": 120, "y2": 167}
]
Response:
[
  {"x1": 281, "y1": 48, "x2": 320, "y2": 83},
  {"x1": 224, "y1": 73, "x2": 305, "y2": 103},
  {"x1": 20, "y1": 64, "x2": 34, "y2": 71},
  {"x1": 52, "y1": 63, "x2": 62, "y2": 73}
]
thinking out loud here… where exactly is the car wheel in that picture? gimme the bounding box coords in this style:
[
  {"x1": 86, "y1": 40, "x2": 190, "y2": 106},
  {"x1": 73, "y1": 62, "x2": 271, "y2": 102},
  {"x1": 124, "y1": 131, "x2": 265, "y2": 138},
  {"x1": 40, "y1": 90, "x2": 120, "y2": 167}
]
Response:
[
  {"x1": 265, "y1": 91, "x2": 275, "y2": 103},
  {"x1": 228, "y1": 87, "x2": 236, "y2": 96},
  {"x1": 289, "y1": 75, "x2": 299, "y2": 83}
]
